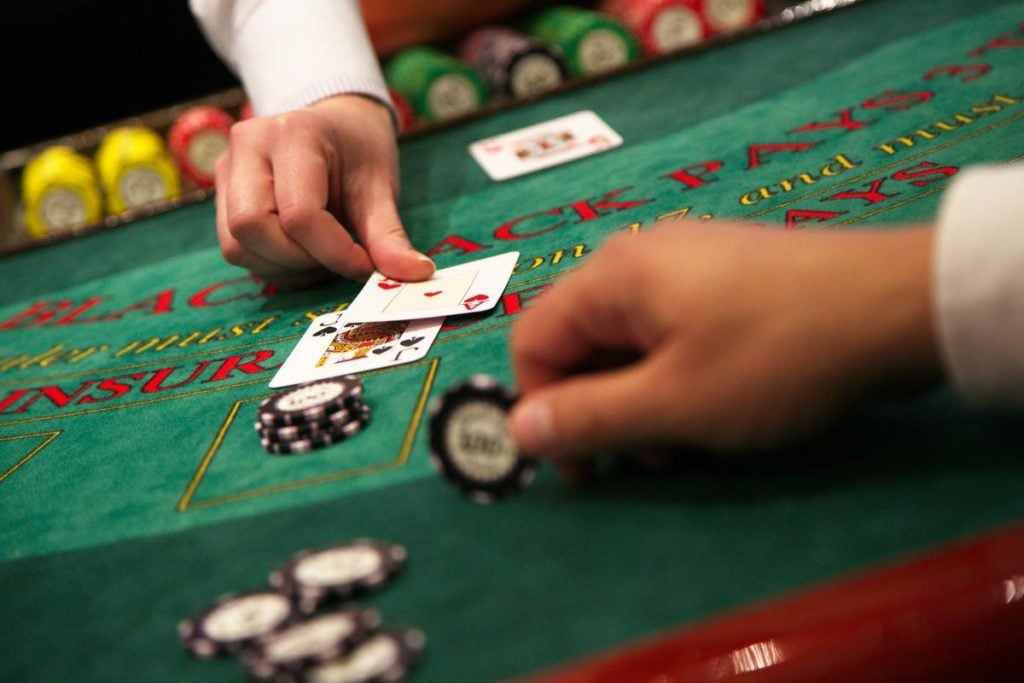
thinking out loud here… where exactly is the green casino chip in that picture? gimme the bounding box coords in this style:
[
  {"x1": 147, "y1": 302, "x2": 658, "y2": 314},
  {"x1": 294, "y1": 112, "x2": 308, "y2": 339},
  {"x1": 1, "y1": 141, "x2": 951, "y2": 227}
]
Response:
[
  {"x1": 529, "y1": 6, "x2": 640, "y2": 77},
  {"x1": 385, "y1": 46, "x2": 489, "y2": 122}
]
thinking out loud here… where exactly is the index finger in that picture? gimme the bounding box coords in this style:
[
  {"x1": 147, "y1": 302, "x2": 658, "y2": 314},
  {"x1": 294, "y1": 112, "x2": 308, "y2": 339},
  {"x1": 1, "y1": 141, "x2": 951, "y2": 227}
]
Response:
[
  {"x1": 272, "y1": 131, "x2": 374, "y2": 280},
  {"x1": 510, "y1": 240, "x2": 644, "y2": 394}
]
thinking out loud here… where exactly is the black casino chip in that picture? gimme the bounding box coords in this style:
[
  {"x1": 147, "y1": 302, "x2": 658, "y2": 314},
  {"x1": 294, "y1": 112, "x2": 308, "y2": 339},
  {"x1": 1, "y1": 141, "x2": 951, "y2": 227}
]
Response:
[
  {"x1": 178, "y1": 590, "x2": 298, "y2": 659},
  {"x1": 270, "y1": 540, "x2": 407, "y2": 613},
  {"x1": 255, "y1": 401, "x2": 370, "y2": 443},
  {"x1": 459, "y1": 26, "x2": 568, "y2": 99},
  {"x1": 428, "y1": 375, "x2": 537, "y2": 503},
  {"x1": 243, "y1": 608, "x2": 382, "y2": 681},
  {"x1": 257, "y1": 402, "x2": 372, "y2": 455},
  {"x1": 300, "y1": 628, "x2": 426, "y2": 683},
  {"x1": 259, "y1": 378, "x2": 364, "y2": 428}
]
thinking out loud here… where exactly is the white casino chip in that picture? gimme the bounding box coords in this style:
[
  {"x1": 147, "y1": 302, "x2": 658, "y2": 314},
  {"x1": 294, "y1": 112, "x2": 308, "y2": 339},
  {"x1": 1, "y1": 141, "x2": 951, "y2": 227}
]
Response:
[
  {"x1": 201, "y1": 593, "x2": 293, "y2": 642},
  {"x1": 294, "y1": 546, "x2": 386, "y2": 588}
]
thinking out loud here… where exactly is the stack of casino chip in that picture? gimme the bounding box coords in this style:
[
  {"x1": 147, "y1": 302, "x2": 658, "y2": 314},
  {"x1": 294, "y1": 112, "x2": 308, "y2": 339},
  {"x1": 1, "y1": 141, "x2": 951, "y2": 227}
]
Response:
[
  {"x1": 167, "y1": 104, "x2": 235, "y2": 189},
  {"x1": 428, "y1": 374, "x2": 538, "y2": 504},
  {"x1": 458, "y1": 26, "x2": 569, "y2": 100},
  {"x1": 385, "y1": 46, "x2": 489, "y2": 122},
  {"x1": 528, "y1": 6, "x2": 640, "y2": 77},
  {"x1": 256, "y1": 377, "x2": 370, "y2": 455},
  {"x1": 94, "y1": 126, "x2": 182, "y2": 214},
  {"x1": 179, "y1": 539, "x2": 425, "y2": 682},
  {"x1": 20, "y1": 145, "x2": 104, "y2": 239},
  {"x1": 599, "y1": 0, "x2": 709, "y2": 56}
]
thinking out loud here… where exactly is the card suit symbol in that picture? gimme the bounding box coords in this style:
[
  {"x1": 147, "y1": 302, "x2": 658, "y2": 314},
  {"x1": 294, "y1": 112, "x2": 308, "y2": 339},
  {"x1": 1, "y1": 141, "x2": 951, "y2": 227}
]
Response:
[
  {"x1": 372, "y1": 345, "x2": 393, "y2": 355},
  {"x1": 483, "y1": 143, "x2": 502, "y2": 154},
  {"x1": 400, "y1": 336, "x2": 424, "y2": 347},
  {"x1": 461, "y1": 294, "x2": 490, "y2": 311},
  {"x1": 313, "y1": 326, "x2": 337, "y2": 337},
  {"x1": 588, "y1": 134, "x2": 611, "y2": 148},
  {"x1": 378, "y1": 280, "x2": 401, "y2": 290},
  {"x1": 423, "y1": 291, "x2": 443, "y2": 298}
]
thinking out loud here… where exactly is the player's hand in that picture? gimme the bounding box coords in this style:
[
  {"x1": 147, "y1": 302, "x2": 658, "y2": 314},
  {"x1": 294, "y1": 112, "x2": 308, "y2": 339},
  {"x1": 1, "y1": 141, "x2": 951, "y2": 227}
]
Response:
[
  {"x1": 213, "y1": 94, "x2": 435, "y2": 284},
  {"x1": 509, "y1": 222, "x2": 943, "y2": 470}
]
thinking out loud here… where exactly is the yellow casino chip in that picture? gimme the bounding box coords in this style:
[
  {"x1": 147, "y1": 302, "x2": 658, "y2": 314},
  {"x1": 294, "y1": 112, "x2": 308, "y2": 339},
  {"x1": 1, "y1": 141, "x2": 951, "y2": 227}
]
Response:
[
  {"x1": 95, "y1": 127, "x2": 182, "y2": 214},
  {"x1": 21, "y1": 146, "x2": 104, "y2": 239}
]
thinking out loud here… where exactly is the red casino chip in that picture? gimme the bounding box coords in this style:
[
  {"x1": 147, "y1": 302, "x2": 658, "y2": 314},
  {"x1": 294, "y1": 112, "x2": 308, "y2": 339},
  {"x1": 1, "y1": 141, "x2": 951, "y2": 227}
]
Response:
[
  {"x1": 700, "y1": 0, "x2": 767, "y2": 35},
  {"x1": 389, "y1": 88, "x2": 417, "y2": 133},
  {"x1": 167, "y1": 105, "x2": 235, "y2": 188},
  {"x1": 599, "y1": 0, "x2": 709, "y2": 56}
]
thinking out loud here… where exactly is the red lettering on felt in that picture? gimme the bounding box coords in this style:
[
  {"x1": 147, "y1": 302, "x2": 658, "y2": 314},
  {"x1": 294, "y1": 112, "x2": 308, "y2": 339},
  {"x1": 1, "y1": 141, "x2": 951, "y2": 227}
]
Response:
[
  {"x1": 494, "y1": 208, "x2": 567, "y2": 241},
  {"x1": 77, "y1": 374, "x2": 147, "y2": 404},
  {"x1": 969, "y1": 23, "x2": 1024, "y2": 56},
  {"x1": 790, "y1": 108, "x2": 871, "y2": 134},
  {"x1": 204, "y1": 350, "x2": 277, "y2": 382},
  {"x1": 189, "y1": 277, "x2": 274, "y2": 308},
  {"x1": 13, "y1": 382, "x2": 97, "y2": 413},
  {"x1": 746, "y1": 143, "x2": 819, "y2": 170},
  {"x1": 663, "y1": 161, "x2": 723, "y2": 189},
  {"x1": 0, "y1": 389, "x2": 30, "y2": 413},
  {"x1": 50, "y1": 297, "x2": 114, "y2": 325},
  {"x1": 891, "y1": 161, "x2": 959, "y2": 187},
  {"x1": 784, "y1": 209, "x2": 845, "y2": 230},
  {"x1": 0, "y1": 300, "x2": 79, "y2": 330},
  {"x1": 500, "y1": 284, "x2": 551, "y2": 316},
  {"x1": 142, "y1": 362, "x2": 214, "y2": 393},
  {"x1": 924, "y1": 64, "x2": 991, "y2": 83},
  {"x1": 439, "y1": 316, "x2": 480, "y2": 332},
  {"x1": 825, "y1": 178, "x2": 899, "y2": 205},
  {"x1": 567, "y1": 187, "x2": 654, "y2": 222},
  {"x1": 425, "y1": 235, "x2": 489, "y2": 257},
  {"x1": 81, "y1": 290, "x2": 176, "y2": 323},
  {"x1": 861, "y1": 89, "x2": 934, "y2": 112}
]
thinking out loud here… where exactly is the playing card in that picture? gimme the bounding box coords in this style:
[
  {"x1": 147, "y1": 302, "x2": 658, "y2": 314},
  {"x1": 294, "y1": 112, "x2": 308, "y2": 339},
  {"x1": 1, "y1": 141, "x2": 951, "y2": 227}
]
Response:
[
  {"x1": 268, "y1": 312, "x2": 444, "y2": 388},
  {"x1": 469, "y1": 110, "x2": 623, "y2": 181},
  {"x1": 343, "y1": 251, "x2": 519, "y2": 323}
]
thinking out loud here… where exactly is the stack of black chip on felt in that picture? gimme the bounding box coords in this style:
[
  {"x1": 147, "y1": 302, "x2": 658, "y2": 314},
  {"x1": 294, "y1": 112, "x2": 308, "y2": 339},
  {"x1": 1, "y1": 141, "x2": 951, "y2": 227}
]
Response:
[{"x1": 255, "y1": 377, "x2": 371, "y2": 455}]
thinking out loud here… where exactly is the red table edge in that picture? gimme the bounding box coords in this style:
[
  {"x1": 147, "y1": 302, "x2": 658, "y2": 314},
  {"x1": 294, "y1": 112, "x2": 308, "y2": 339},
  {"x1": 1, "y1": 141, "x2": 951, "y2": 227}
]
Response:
[{"x1": 515, "y1": 523, "x2": 1024, "y2": 683}]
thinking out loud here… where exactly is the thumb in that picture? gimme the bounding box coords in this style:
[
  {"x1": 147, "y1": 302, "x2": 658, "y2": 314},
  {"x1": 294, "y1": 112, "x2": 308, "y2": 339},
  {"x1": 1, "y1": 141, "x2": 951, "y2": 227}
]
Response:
[
  {"x1": 509, "y1": 362, "x2": 663, "y2": 460},
  {"x1": 350, "y1": 188, "x2": 434, "y2": 281}
]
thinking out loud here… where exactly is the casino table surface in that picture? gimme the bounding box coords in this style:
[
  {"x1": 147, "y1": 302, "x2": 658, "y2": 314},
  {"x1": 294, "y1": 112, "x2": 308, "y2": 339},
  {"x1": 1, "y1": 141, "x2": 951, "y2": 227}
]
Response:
[{"x1": 2, "y1": 1, "x2": 1024, "y2": 680}]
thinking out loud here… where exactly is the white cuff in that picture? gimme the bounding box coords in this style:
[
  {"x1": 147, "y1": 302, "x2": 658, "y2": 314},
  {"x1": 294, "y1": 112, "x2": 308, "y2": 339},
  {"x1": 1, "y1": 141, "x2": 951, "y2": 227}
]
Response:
[
  {"x1": 935, "y1": 163, "x2": 1024, "y2": 408},
  {"x1": 190, "y1": 0, "x2": 392, "y2": 117}
]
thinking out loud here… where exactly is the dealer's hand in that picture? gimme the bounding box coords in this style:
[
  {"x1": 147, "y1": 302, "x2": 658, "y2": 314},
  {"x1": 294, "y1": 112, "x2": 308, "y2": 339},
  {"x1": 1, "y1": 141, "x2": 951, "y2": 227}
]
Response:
[
  {"x1": 213, "y1": 94, "x2": 435, "y2": 283},
  {"x1": 509, "y1": 222, "x2": 942, "y2": 470}
]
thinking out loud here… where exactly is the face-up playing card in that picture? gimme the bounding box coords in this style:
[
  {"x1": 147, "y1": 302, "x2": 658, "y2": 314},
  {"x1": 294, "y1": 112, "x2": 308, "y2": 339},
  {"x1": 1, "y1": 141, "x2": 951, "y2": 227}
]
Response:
[
  {"x1": 469, "y1": 110, "x2": 623, "y2": 181},
  {"x1": 269, "y1": 312, "x2": 444, "y2": 388},
  {"x1": 343, "y1": 251, "x2": 519, "y2": 323}
]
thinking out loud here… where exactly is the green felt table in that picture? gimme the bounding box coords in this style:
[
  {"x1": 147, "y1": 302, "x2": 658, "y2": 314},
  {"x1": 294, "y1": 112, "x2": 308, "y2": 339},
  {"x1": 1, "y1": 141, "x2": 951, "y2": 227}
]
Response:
[{"x1": 2, "y1": 1, "x2": 1024, "y2": 680}]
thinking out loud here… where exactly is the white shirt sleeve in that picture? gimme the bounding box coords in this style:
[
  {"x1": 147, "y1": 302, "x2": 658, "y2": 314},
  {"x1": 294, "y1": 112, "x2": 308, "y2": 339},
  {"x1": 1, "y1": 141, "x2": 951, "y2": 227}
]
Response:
[
  {"x1": 188, "y1": 0, "x2": 390, "y2": 117},
  {"x1": 935, "y1": 163, "x2": 1024, "y2": 408}
]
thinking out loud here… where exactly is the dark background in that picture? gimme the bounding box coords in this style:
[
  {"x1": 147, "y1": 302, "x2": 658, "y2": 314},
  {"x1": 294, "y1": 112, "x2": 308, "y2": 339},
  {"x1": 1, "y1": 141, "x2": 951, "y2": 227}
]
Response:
[{"x1": 0, "y1": 1, "x2": 237, "y2": 153}]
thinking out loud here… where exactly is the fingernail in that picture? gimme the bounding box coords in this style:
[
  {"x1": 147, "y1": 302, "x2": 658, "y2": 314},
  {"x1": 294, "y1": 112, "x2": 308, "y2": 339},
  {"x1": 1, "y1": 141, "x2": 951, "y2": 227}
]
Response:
[
  {"x1": 415, "y1": 253, "x2": 435, "y2": 270},
  {"x1": 510, "y1": 399, "x2": 554, "y2": 455}
]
